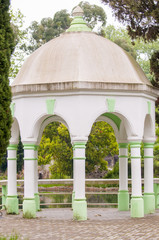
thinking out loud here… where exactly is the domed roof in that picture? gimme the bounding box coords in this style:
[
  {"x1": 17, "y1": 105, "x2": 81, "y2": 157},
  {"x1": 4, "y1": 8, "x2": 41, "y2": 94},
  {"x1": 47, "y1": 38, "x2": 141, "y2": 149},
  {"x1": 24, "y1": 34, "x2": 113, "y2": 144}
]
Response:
[{"x1": 11, "y1": 7, "x2": 154, "y2": 95}]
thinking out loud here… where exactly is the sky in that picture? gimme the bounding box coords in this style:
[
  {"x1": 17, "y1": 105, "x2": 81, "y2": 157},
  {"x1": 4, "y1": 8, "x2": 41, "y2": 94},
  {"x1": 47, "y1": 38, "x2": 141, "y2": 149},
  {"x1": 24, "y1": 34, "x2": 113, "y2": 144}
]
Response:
[{"x1": 10, "y1": 0, "x2": 121, "y2": 28}]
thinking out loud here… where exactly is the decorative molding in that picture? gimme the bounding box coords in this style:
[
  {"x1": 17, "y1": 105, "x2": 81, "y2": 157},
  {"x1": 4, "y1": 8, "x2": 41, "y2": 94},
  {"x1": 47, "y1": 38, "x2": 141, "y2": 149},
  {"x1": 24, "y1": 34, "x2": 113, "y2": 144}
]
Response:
[
  {"x1": 7, "y1": 144, "x2": 18, "y2": 150},
  {"x1": 119, "y1": 155, "x2": 128, "y2": 158},
  {"x1": 147, "y1": 101, "x2": 151, "y2": 114},
  {"x1": 103, "y1": 113, "x2": 121, "y2": 130},
  {"x1": 118, "y1": 143, "x2": 128, "y2": 148},
  {"x1": 73, "y1": 157, "x2": 86, "y2": 160},
  {"x1": 23, "y1": 144, "x2": 38, "y2": 150},
  {"x1": 73, "y1": 142, "x2": 86, "y2": 149},
  {"x1": 144, "y1": 142, "x2": 154, "y2": 148},
  {"x1": 10, "y1": 103, "x2": 15, "y2": 117},
  {"x1": 7, "y1": 158, "x2": 17, "y2": 160},
  {"x1": 46, "y1": 99, "x2": 56, "y2": 115},
  {"x1": 129, "y1": 142, "x2": 141, "y2": 148},
  {"x1": 106, "y1": 98, "x2": 115, "y2": 112}
]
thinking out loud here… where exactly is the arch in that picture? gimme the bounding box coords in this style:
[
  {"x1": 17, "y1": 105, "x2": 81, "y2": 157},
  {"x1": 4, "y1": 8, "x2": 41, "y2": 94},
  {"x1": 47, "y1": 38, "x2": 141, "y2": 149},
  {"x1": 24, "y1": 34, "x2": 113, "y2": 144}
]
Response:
[
  {"x1": 143, "y1": 114, "x2": 155, "y2": 140},
  {"x1": 10, "y1": 117, "x2": 20, "y2": 144},
  {"x1": 89, "y1": 110, "x2": 135, "y2": 142},
  {"x1": 36, "y1": 114, "x2": 70, "y2": 145},
  {"x1": 95, "y1": 115, "x2": 119, "y2": 140}
]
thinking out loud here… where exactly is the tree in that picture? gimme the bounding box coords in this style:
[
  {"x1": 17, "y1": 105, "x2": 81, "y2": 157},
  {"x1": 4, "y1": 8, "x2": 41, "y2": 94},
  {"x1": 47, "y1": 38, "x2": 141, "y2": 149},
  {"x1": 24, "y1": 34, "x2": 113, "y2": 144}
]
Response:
[
  {"x1": 24, "y1": 9, "x2": 71, "y2": 53},
  {"x1": 86, "y1": 121, "x2": 118, "y2": 173},
  {"x1": 0, "y1": 0, "x2": 15, "y2": 159},
  {"x1": 101, "y1": 0, "x2": 159, "y2": 85},
  {"x1": 38, "y1": 121, "x2": 118, "y2": 178},
  {"x1": 38, "y1": 122, "x2": 73, "y2": 178},
  {"x1": 9, "y1": 8, "x2": 27, "y2": 80},
  {"x1": 78, "y1": 1, "x2": 107, "y2": 29},
  {"x1": 103, "y1": 25, "x2": 159, "y2": 82},
  {"x1": 24, "y1": 2, "x2": 107, "y2": 53}
]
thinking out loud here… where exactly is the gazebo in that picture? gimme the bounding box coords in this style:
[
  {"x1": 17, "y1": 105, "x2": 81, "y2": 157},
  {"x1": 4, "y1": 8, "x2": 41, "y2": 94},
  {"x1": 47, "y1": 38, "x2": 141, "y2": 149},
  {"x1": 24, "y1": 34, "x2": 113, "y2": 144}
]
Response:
[{"x1": 6, "y1": 6, "x2": 158, "y2": 220}]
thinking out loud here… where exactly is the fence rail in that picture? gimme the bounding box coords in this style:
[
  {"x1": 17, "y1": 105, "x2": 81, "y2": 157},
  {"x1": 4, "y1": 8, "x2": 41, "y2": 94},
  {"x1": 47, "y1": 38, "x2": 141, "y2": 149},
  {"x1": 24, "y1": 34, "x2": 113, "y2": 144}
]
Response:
[{"x1": 0, "y1": 178, "x2": 159, "y2": 209}]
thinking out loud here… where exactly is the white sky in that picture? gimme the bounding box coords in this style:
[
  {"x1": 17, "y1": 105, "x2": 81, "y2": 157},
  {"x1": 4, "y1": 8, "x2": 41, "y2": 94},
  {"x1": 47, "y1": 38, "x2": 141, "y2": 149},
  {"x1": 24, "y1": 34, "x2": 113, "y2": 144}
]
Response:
[{"x1": 10, "y1": 0, "x2": 121, "y2": 28}]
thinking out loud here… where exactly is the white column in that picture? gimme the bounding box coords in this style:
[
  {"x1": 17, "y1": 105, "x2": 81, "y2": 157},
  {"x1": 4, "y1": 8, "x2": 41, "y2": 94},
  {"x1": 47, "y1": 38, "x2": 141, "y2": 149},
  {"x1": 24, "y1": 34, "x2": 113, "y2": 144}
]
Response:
[
  {"x1": 7, "y1": 146, "x2": 17, "y2": 196},
  {"x1": 34, "y1": 146, "x2": 38, "y2": 195},
  {"x1": 23, "y1": 144, "x2": 36, "y2": 218},
  {"x1": 6, "y1": 144, "x2": 19, "y2": 214},
  {"x1": 34, "y1": 145, "x2": 40, "y2": 211},
  {"x1": 130, "y1": 142, "x2": 144, "y2": 217},
  {"x1": 72, "y1": 141, "x2": 87, "y2": 220},
  {"x1": 119, "y1": 144, "x2": 128, "y2": 191},
  {"x1": 143, "y1": 142, "x2": 155, "y2": 214},
  {"x1": 118, "y1": 143, "x2": 129, "y2": 211}
]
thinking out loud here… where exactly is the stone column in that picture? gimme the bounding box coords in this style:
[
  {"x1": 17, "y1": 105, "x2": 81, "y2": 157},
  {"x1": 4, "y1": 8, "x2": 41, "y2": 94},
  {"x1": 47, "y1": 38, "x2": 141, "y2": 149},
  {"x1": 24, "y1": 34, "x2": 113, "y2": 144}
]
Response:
[
  {"x1": 143, "y1": 142, "x2": 155, "y2": 214},
  {"x1": 6, "y1": 144, "x2": 19, "y2": 214},
  {"x1": 73, "y1": 141, "x2": 87, "y2": 220},
  {"x1": 118, "y1": 143, "x2": 129, "y2": 211},
  {"x1": 130, "y1": 142, "x2": 144, "y2": 218},
  {"x1": 34, "y1": 145, "x2": 40, "y2": 211},
  {"x1": 23, "y1": 144, "x2": 36, "y2": 218}
]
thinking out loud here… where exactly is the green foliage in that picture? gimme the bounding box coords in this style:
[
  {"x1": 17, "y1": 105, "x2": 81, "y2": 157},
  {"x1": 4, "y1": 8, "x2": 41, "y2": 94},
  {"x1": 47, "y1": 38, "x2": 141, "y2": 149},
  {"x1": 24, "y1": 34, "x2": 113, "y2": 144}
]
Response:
[
  {"x1": 38, "y1": 121, "x2": 118, "y2": 178},
  {"x1": 101, "y1": 0, "x2": 159, "y2": 41},
  {"x1": 101, "y1": 0, "x2": 159, "y2": 86},
  {"x1": 9, "y1": 8, "x2": 27, "y2": 80},
  {"x1": 38, "y1": 122, "x2": 73, "y2": 178},
  {"x1": 24, "y1": 2, "x2": 107, "y2": 53},
  {"x1": 103, "y1": 25, "x2": 137, "y2": 59},
  {"x1": 0, "y1": 0, "x2": 15, "y2": 160},
  {"x1": 86, "y1": 121, "x2": 118, "y2": 173},
  {"x1": 24, "y1": 9, "x2": 71, "y2": 53},
  {"x1": 17, "y1": 137, "x2": 24, "y2": 173},
  {"x1": 0, "y1": 234, "x2": 20, "y2": 240},
  {"x1": 79, "y1": 1, "x2": 107, "y2": 29},
  {"x1": 103, "y1": 25, "x2": 159, "y2": 83}
]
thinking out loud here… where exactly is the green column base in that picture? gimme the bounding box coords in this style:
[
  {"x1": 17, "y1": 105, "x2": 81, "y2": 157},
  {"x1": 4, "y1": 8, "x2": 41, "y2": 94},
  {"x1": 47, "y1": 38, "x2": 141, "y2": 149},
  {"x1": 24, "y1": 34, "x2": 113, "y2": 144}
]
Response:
[
  {"x1": 154, "y1": 183, "x2": 159, "y2": 209},
  {"x1": 72, "y1": 191, "x2": 75, "y2": 210},
  {"x1": 34, "y1": 193, "x2": 40, "y2": 211},
  {"x1": 73, "y1": 199, "x2": 87, "y2": 221},
  {"x1": 131, "y1": 196, "x2": 144, "y2": 218},
  {"x1": 6, "y1": 196, "x2": 19, "y2": 214},
  {"x1": 144, "y1": 193, "x2": 155, "y2": 214},
  {"x1": 23, "y1": 198, "x2": 36, "y2": 218},
  {"x1": 2, "y1": 185, "x2": 7, "y2": 210},
  {"x1": 118, "y1": 190, "x2": 129, "y2": 211}
]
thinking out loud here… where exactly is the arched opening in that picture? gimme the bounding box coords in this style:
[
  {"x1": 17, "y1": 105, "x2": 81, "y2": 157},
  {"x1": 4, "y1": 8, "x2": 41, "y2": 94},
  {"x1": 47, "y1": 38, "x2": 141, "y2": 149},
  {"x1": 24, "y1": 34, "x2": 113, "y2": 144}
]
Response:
[{"x1": 38, "y1": 121, "x2": 73, "y2": 179}]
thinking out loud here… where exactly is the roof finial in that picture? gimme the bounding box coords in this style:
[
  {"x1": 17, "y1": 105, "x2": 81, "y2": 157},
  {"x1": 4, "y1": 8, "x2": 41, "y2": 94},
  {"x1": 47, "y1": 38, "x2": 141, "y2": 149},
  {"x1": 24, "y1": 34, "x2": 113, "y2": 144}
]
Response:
[
  {"x1": 66, "y1": 6, "x2": 91, "y2": 33},
  {"x1": 72, "y1": 6, "x2": 84, "y2": 17}
]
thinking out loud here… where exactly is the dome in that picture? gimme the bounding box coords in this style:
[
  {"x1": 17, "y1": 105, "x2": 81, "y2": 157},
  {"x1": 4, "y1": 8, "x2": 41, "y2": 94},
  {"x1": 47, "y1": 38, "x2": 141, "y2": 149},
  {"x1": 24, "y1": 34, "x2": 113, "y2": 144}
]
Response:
[{"x1": 11, "y1": 6, "x2": 154, "y2": 95}]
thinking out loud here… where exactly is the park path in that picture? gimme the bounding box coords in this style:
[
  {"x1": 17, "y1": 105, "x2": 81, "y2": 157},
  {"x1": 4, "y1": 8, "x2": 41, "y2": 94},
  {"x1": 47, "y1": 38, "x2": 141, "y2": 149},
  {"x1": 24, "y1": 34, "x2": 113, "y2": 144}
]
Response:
[{"x1": 0, "y1": 208, "x2": 159, "y2": 239}]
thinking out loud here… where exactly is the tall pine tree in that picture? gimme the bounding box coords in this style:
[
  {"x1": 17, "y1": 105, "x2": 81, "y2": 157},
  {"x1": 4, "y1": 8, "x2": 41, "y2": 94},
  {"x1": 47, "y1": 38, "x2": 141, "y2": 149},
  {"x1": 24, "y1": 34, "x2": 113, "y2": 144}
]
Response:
[{"x1": 0, "y1": 0, "x2": 15, "y2": 159}]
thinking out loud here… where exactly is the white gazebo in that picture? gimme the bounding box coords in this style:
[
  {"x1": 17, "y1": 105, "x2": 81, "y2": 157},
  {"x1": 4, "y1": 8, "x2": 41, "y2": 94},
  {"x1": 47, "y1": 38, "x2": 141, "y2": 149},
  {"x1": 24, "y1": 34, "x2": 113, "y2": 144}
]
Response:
[{"x1": 6, "y1": 6, "x2": 158, "y2": 220}]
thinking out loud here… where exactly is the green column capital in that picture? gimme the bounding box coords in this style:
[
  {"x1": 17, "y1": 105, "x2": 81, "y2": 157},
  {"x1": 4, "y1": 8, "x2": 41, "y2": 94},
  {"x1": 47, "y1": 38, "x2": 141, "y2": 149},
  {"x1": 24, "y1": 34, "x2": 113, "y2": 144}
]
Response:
[
  {"x1": 143, "y1": 142, "x2": 154, "y2": 148},
  {"x1": 23, "y1": 144, "x2": 38, "y2": 151},
  {"x1": 73, "y1": 142, "x2": 87, "y2": 150},
  {"x1": 129, "y1": 142, "x2": 141, "y2": 148},
  {"x1": 7, "y1": 144, "x2": 18, "y2": 150},
  {"x1": 118, "y1": 143, "x2": 128, "y2": 148}
]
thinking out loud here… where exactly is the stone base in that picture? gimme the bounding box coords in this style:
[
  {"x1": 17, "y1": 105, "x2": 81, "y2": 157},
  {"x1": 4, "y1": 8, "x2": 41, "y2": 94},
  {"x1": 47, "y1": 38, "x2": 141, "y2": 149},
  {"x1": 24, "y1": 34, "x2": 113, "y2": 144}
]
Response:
[
  {"x1": 72, "y1": 191, "x2": 75, "y2": 210},
  {"x1": 154, "y1": 183, "x2": 159, "y2": 209},
  {"x1": 34, "y1": 193, "x2": 40, "y2": 211},
  {"x1": 131, "y1": 196, "x2": 144, "y2": 218},
  {"x1": 23, "y1": 198, "x2": 36, "y2": 218},
  {"x1": 118, "y1": 190, "x2": 129, "y2": 211},
  {"x1": 6, "y1": 196, "x2": 19, "y2": 214},
  {"x1": 73, "y1": 199, "x2": 87, "y2": 221},
  {"x1": 144, "y1": 193, "x2": 155, "y2": 214}
]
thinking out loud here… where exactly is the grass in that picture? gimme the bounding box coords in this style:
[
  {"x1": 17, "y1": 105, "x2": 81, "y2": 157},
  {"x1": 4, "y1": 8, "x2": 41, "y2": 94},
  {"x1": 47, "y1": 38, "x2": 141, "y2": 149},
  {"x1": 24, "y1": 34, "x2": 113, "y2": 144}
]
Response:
[{"x1": 0, "y1": 233, "x2": 21, "y2": 240}]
